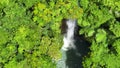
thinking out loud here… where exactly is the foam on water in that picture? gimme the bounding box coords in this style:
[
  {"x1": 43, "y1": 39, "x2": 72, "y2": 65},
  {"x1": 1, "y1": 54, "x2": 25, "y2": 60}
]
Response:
[
  {"x1": 57, "y1": 19, "x2": 90, "y2": 68},
  {"x1": 62, "y1": 19, "x2": 76, "y2": 51}
]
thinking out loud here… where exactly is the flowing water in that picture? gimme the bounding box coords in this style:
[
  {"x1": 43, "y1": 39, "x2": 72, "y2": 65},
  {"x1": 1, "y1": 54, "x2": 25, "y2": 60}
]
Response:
[{"x1": 57, "y1": 19, "x2": 90, "y2": 68}]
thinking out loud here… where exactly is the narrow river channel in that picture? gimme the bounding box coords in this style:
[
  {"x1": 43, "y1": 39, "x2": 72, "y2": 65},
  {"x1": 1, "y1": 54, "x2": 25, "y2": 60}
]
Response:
[{"x1": 57, "y1": 36, "x2": 90, "y2": 68}]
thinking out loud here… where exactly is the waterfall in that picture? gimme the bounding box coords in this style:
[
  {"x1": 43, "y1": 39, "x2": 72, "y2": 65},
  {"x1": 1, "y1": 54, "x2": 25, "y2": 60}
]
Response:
[
  {"x1": 62, "y1": 19, "x2": 77, "y2": 51},
  {"x1": 57, "y1": 19, "x2": 90, "y2": 68}
]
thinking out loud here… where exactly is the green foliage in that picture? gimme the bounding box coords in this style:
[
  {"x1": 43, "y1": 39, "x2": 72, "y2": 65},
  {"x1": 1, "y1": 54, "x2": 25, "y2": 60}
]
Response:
[
  {"x1": 0, "y1": 0, "x2": 61, "y2": 68},
  {"x1": 32, "y1": 0, "x2": 83, "y2": 60},
  {"x1": 0, "y1": 0, "x2": 82, "y2": 68},
  {"x1": 110, "y1": 22, "x2": 120, "y2": 37},
  {"x1": 79, "y1": 0, "x2": 120, "y2": 68},
  {"x1": 95, "y1": 29, "x2": 107, "y2": 43},
  {"x1": 0, "y1": 0, "x2": 120, "y2": 68},
  {"x1": 33, "y1": 0, "x2": 83, "y2": 26}
]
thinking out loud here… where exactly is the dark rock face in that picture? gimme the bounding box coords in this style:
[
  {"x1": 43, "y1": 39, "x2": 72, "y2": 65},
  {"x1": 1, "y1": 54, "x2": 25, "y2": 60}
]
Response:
[{"x1": 60, "y1": 19, "x2": 68, "y2": 35}]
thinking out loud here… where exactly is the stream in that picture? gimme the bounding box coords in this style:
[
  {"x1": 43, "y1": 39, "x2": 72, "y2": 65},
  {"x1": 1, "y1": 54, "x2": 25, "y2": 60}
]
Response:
[{"x1": 57, "y1": 36, "x2": 90, "y2": 68}]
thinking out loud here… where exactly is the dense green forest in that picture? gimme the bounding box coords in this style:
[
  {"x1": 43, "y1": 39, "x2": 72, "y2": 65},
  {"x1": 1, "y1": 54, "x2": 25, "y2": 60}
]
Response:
[{"x1": 0, "y1": 0, "x2": 120, "y2": 68}]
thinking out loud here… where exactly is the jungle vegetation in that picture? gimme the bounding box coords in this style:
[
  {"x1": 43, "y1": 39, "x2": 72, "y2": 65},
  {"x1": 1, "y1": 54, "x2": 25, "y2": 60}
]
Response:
[{"x1": 0, "y1": 0, "x2": 120, "y2": 68}]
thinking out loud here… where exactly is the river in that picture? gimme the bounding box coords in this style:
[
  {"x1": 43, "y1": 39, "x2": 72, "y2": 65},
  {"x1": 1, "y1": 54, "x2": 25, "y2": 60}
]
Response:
[{"x1": 57, "y1": 36, "x2": 90, "y2": 68}]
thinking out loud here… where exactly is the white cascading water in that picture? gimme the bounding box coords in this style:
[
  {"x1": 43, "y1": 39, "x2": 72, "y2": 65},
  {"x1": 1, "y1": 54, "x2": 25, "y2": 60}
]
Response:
[
  {"x1": 62, "y1": 19, "x2": 76, "y2": 51},
  {"x1": 57, "y1": 19, "x2": 89, "y2": 68}
]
